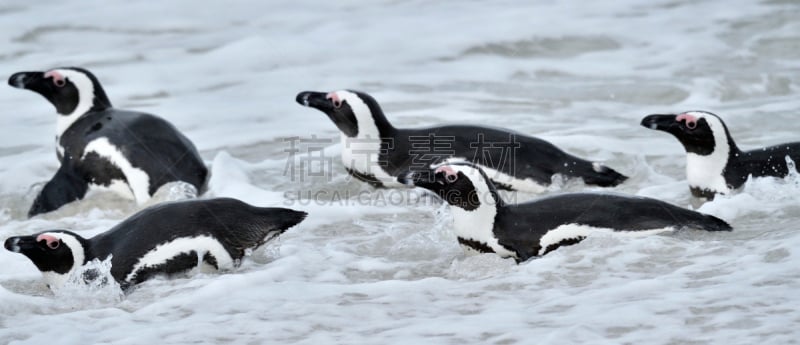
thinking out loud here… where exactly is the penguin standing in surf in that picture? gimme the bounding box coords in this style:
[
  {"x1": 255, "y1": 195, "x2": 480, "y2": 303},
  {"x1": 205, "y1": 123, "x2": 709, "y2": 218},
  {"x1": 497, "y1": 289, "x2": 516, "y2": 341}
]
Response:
[
  {"x1": 8, "y1": 67, "x2": 208, "y2": 217},
  {"x1": 296, "y1": 90, "x2": 627, "y2": 192},
  {"x1": 400, "y1": 162, "x2": 731, "y2": 262},
  {"x1": 641, "y1": 111, "x2": 800, "y2": 199},
  {"x1": 4, "y1": 198, "x2": 306, "y2": 291}
]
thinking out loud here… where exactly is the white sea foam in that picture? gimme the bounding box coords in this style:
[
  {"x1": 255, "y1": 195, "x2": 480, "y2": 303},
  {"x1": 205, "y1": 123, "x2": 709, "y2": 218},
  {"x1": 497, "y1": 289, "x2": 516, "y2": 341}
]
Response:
[
  {"x1": 52, "y1": 257, "x2": 124, "y2": 306},
  {"x1": 1, "y1": 0, "x2": 799, "y2": 344}
]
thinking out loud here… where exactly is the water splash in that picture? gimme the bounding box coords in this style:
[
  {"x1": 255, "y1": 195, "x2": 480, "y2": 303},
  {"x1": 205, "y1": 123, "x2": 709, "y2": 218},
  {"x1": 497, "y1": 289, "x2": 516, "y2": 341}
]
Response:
[
  {"x1": 149, "y1": 181, "x2": 199, "y2": 204},
  {"x1": 52, "y1": 257, "x2": 124, "y2": 305},
  {"x1": 698, "y1": 156, "x2": 800, "y2": 220}
]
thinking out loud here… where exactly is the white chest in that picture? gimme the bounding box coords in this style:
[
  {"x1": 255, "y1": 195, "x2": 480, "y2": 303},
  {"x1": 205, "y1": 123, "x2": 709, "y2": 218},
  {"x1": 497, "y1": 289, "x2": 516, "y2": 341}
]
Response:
[
  {"x1": 686, "y1": 152, "x2": 730, "y2": 194},
  {"x1": 451, "y1": 206, "x2": 516, "y2": 259},
  {"x1": 340, "y1": 133, "x2": 400, "y2": 187}
]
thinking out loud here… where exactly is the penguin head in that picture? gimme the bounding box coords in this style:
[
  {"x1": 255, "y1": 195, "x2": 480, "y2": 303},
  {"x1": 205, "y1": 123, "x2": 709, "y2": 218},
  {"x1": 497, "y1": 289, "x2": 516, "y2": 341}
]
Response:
[
  {"x1": 296, "y1": 90, "x2": 392, "y2": 138},
  {"x1": 400, "y1": 162, "x2": 503, "y2": 211},
  {"x1": 8, "y1": 67, "x2": 112, "y2": 117},
  {"x1": 641, "y1": 111, "x2": 733, "y2": 156},
  {"x1": 4, "y1": 230, "x2": 88, "y2": 288}
]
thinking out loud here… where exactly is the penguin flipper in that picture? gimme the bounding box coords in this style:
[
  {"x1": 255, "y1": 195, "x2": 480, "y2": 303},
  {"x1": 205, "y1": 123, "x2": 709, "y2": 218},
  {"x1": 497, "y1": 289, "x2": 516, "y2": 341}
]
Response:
[{"x1": 28, "y1": 166, "x2": 89, "y2": 217}]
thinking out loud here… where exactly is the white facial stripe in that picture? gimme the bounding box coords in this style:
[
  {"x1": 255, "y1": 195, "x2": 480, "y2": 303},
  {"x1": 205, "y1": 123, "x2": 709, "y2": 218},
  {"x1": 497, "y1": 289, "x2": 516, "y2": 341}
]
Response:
[
  {"x1": 443, "y1": 164, "x2": 516, "y2": 258},
  {"x1": 537, "y1": 224, "x2": 674, "y2": 256},
  {"x1": 683, "y1": 111, "x2": 731, "y2": 194},
  {"x1": 125, "y1": 236, "x2": 234, "y2": 283},
  {"x1": 443, "y1": 157, "x2": 547, "y2": 193},
  {"x1": 336, "y1": 90, "x2": 399, "y2": 186},
  {"x1": 39, "y1": 232, "x2": 85, "y2": 288},
  {"x1": 50, "y1": 69, "x2": 95, "y2": 137},
  {"x1": 83, "y1": 137, "x2": 151, "y2": 203}
]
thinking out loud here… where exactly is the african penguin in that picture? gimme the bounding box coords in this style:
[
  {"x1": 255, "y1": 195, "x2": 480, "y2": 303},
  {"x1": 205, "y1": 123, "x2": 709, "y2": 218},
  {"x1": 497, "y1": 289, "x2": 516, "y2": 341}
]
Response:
[
  {"x1": 296, "y1": 90, "x2": 627, "y2": 192},
  {"x1": 399, "y1": 162, "x2": 731, "y2": 262},
  {"x1": 4, "y1": 198, "x2": 306, "y2": 291},
  {"x1": 8, "y1": 67, "x2": 208, "y2": 217},
  {"x1": 641, "y1": 111, "x2": 800, "y2": 199}
]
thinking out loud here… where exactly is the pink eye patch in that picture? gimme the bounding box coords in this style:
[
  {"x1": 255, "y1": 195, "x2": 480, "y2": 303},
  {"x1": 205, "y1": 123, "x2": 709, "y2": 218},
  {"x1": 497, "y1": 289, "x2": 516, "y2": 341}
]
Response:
[
  {"x1": 676, "y1": 113, "x2": 698, "y2": 129},
  {"x1": 44, "y1": 70, "x2": 66, "y2": 87},
  {"x1": 435, "y1": 165, "x2": 458, "y2": 182},
  {"x1": 36, "y1": 234, "x2": 60, "y2": 249},
  {"x1": 326, "y1": 92, "x2": 342, "y2": 108}
]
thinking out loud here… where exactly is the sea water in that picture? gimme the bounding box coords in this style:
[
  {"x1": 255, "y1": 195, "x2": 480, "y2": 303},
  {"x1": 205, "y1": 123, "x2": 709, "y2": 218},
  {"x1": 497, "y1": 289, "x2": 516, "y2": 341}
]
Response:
[{"x1": 0, "y1": 1, "x2": 799, "y2": 344}]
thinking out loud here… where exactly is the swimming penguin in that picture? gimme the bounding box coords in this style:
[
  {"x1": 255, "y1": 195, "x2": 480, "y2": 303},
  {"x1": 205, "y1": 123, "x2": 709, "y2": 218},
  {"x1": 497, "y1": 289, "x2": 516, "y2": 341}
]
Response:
[
  {"x1": 296, "y1": 90, "x2": 627, "y2": 192},
  {"x1": 641, "y1": 111, "x2": 800, "y2": 199},
  {"x1": 8, "y1": 67, "x2": 208, "y2": 217},
  {"x1": 4, "y1": 198, "x2": 306, "y2": 291},
  {"x1": 399, "y1": 162, "x2": 731, "y2": 262}
]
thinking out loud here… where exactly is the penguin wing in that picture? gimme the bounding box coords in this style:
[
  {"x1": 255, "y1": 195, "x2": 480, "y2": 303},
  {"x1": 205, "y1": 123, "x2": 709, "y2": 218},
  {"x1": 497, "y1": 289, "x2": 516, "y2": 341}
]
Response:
[{"x1": 29, "y1": 165, "x2": 89, "y2": 217}]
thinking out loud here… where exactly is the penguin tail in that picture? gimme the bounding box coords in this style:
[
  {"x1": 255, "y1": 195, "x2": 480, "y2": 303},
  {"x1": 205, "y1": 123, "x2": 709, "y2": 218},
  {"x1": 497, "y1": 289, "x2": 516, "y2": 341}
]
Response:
[
  {"x1": 693, "y1": 214, "x2": 733, "y2": 232},
  {"x1": 268, "y1": 208, "x2": 308, "y2": 231},
  {"x1": 225, "y1": 207, "x2": 307, "y2": 249},
  {"x1": 576, "y1": 162, "x2": 628, "y2": 187}
]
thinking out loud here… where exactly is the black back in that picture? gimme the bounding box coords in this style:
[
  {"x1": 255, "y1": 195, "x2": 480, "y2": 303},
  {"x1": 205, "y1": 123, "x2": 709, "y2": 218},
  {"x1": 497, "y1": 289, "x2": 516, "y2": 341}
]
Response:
[
  {"x1": 87, "y1": 198, "x2": 306, "y2": 285},
  {"x1": 389, "y1": 125, "x2": 587, "y2": 187},
  {"x1": 494, "y1": 193, "x2": 731, "y2": 261},
  {"x1": 724, "y1": 143, "x2": 800, "y2": 190}
]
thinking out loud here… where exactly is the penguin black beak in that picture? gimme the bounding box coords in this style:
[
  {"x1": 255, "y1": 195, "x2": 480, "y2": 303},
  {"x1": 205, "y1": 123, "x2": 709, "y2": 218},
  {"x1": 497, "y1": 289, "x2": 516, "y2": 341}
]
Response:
[
  {"x1": 295, "y1": 91, "x2": 334, "y2": 112},
  {"x1": 4, "y1": 236, "x2": 37, "y2": 253},
  {"x1": 641, "y1": 114, "x2": 679, "y2": 132},
  {"x1": 8, "y1": 71, "x2": 45, "y2": 90}
]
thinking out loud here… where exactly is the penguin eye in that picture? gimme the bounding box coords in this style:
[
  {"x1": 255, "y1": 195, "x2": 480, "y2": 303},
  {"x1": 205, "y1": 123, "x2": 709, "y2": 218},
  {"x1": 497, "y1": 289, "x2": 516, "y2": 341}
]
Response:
[
  {"x1": 332, "y1": 99, "x2": 342, "y2": 108},
  {"x1": 445, "y1": 173, "x2": 458, "y2": 183},
  {"x1": 685, "y1": 121, "x2": 697, "y2": 130},
  {"x1": 53, "y1": 79, "x2": 66, "y2": 88},
  {"x1": 46, "y1": 240, "x2": 60, "y2": 250}
]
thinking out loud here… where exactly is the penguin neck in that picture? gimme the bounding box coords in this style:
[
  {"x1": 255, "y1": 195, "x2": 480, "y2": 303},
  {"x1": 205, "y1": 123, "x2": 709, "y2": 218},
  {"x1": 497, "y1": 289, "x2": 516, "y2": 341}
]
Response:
[
  {"x1": 685, "y1": 127, "x2": 738, "y2": 195},
  {"x1": 339, "y1": 105, "x2": 399, "y2": 184},
  {"x1": 55, "y1": 88, "x2": 111, "y2": 159},
  {"x1": 350, "y1": 108, "x2": 396, "y2": 141},
  {"x1": 56, "y1": 85, "x2": 112, "y2": 139},
  {"x1": 366, "y1": 107, "x2": 395, "y2": 138},
  {"x1": 448, "y1": 177, "x2": 515, "y2": 258}
]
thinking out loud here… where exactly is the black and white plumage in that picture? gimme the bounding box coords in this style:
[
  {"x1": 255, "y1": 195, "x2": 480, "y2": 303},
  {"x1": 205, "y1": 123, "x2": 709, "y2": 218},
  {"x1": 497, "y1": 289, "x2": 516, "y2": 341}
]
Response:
[
  {"x1": 4, "y1": 198, "x2": 306, "y2": 291},
  {"x1": 296, "y1": 90, "x2": 627, "y2": 192},
  {"x1": 8, "y1": 67, "x2": 208, "y2": 217},
  {"x1": 400, "y1": 162, "x2": 731, "y2": 262},
  {"x1": 641, "y1": 111, "x2": 800, "y2": 199}
]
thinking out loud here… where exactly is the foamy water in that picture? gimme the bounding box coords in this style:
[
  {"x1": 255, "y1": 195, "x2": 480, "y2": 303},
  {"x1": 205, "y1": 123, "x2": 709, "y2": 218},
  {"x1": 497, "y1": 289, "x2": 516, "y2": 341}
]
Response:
[{"x1": 1, "y1": 1, "x2": 799, "y2": 344}]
